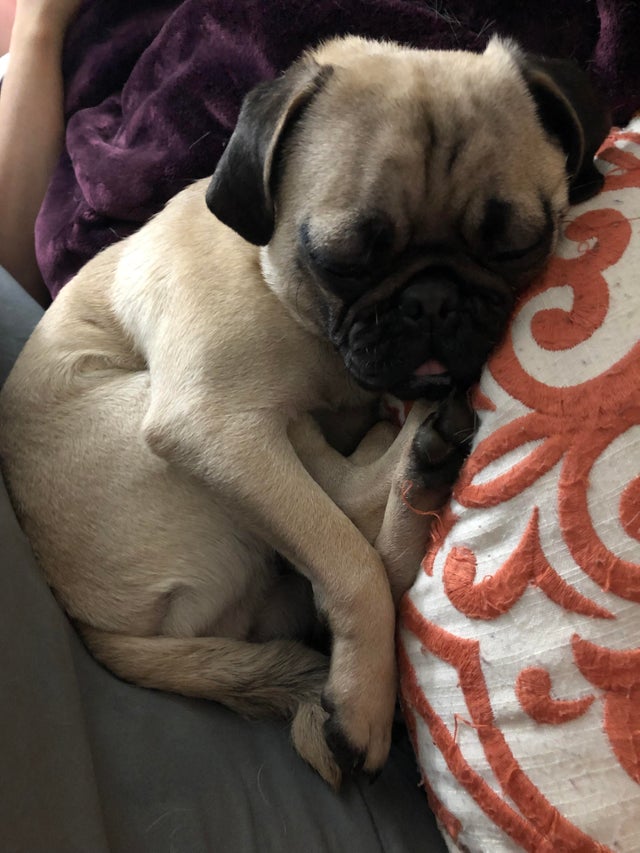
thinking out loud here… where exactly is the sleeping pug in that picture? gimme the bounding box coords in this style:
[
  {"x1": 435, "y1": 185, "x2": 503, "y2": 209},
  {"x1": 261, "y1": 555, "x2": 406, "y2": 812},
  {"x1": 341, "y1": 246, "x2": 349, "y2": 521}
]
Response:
[{"x1": 0, "y1": 36, "x2": 608, "y2": 786}]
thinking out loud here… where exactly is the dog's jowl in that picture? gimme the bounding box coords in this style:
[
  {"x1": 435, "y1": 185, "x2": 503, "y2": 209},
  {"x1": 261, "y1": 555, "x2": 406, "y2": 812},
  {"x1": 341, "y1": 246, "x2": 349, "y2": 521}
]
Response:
[{"x1": 0, "y1": 36, "x2": 609, "y2": 786}]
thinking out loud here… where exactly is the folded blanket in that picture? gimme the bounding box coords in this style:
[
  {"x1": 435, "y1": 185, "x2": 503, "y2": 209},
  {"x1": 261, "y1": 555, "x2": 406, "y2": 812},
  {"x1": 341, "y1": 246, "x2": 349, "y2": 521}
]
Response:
[{"x1": 36, "y1": 0, "x2": 640, "y2": 297}]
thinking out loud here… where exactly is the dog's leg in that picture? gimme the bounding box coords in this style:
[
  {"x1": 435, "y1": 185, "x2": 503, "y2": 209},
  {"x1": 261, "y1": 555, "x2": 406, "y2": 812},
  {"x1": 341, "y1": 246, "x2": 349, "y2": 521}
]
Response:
[
  {"x1": 287, "y1": 397, "x2": 474, "y2": 777},
  {"x1": 375, "y1": 391, "x2": 476, "y2": 603},
  {"x1": 80, "y1": 621, "x2": 344, "y2": 783},
  {"x1": 291, "y1": 394, "x2": 474, "y2": 604},
  {"x1": 81, "y1": 608, "x2": 343, "y2": 787},
  {"x1": 80, "y1": 624, "x2": 327, "y2": 717},
  {"x1": 288, "y1": 404, "x2": 433, "y2": 544},
  {"x1": 347, "y1": 420, "x2": 399, "y2": 466},
  {"x1": 142, "y1": 395, "x2": 399, "y2": 779}
]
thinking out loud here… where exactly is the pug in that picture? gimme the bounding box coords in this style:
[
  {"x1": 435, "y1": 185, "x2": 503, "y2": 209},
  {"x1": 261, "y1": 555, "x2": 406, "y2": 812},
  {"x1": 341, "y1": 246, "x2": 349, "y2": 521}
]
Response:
[{"x1": 0, "y1": 35, "x2": 609, "y2": 787}]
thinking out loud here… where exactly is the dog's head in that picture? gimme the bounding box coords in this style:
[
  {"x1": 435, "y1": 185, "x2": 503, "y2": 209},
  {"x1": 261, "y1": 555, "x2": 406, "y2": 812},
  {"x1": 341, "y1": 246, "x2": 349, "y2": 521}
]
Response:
[{"x1": 206, "y1": 36, "x2": 610, "y2": 399}]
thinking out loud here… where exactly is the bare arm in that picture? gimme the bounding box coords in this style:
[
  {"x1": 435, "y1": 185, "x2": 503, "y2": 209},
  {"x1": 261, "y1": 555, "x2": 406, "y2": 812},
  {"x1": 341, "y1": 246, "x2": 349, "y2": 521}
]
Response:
[{"x1": 0, "y1": 0, "x2": 84, "y2": 304}]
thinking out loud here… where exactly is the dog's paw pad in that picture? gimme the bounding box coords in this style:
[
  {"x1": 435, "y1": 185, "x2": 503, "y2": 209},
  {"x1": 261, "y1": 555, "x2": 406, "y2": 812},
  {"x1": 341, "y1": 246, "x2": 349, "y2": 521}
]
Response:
[
  {"x1": 411, "y1": 411, "x2": 451, "y2": 466},
  {"x1": 411, "y1": 392, "x2": 476, "y2": 488},
  {"x1": 432, "y1": 391, "x2": 476, "y2": 448}
]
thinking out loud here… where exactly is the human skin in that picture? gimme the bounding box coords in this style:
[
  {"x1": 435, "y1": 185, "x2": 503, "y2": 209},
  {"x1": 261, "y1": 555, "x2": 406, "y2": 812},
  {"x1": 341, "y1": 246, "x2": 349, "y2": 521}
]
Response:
[
  {"x1": 0, "y1": 0, "x2": 84, "y2": 305},
  {"x1": 0, "y1": 1, "x2": 17, "y2": 54}
]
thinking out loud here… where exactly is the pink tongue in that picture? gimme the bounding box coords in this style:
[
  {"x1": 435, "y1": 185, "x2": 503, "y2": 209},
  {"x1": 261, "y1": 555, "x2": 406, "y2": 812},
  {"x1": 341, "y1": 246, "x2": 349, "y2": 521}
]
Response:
[{"x1": 414, "y1": 359, "x2": 448, "y2": 377}]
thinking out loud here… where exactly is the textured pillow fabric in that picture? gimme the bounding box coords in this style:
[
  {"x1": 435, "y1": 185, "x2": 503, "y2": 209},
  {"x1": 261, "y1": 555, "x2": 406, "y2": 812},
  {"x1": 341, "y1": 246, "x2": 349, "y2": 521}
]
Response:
[{"x1": 398, "y1": 123, "x2": 640, "y2": 852}]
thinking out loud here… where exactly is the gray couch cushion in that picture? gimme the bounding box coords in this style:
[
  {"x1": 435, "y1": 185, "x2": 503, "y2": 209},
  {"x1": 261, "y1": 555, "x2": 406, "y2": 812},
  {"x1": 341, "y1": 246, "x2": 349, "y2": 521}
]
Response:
[{"x1": 0, "y1": 267, "x2": 43, "y2": 387}]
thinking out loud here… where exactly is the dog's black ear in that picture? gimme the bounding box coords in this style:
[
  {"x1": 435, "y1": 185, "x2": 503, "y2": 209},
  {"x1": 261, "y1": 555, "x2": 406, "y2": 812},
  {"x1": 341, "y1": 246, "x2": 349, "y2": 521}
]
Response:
[
  {"x1": 521, "y1": 55, "x2": 611, "y2": 204},
  {"x1": 205, "y1": 59, "x2": 330, "y2": 246}
]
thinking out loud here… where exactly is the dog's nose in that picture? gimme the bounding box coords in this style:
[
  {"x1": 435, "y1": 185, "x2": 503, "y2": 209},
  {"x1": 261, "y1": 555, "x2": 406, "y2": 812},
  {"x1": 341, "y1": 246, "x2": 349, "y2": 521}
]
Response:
[{"x1": 399, "y1": 274, "x2": 459, "y2": 322}]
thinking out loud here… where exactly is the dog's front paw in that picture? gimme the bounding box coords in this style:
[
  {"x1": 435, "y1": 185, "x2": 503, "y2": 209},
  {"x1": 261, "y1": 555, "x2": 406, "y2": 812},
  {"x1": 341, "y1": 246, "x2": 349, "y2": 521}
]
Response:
[
  {"x1": 410, "y1": 390, "x2": 476, "y2": 490},
  {"x1": 319, "y1": 631, "x2": 396, "y2": 780}
]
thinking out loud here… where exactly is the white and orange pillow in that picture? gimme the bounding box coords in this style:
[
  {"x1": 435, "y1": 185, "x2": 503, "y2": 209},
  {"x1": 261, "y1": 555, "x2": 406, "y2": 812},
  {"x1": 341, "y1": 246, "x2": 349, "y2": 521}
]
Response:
[{"x1": 398, "y1": 123, "x2": 640, "y2": 852}]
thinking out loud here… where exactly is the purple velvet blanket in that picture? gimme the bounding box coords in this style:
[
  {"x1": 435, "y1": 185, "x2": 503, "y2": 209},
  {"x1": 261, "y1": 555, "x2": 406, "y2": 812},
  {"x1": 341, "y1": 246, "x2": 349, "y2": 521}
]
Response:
[{"x1": 36, "y1": 0, "x2": 640, "y2": 297}]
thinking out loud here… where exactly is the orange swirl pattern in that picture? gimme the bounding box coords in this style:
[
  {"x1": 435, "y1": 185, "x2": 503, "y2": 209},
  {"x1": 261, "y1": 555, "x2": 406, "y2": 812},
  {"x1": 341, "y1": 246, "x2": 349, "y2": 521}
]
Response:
[{"x1": 399, "y1": 128, "x2": 640, "y2": 852}]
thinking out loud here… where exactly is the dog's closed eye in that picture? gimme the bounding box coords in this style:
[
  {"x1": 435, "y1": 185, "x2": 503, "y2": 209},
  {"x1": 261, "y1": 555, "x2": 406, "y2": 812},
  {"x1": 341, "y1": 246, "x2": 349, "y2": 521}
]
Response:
[
  {"x1": 298, "y1": 216, "x2": 395, "y2": 296},
  {"x1": 482, "y1": 199, "x2": 554, "y2": 268}
]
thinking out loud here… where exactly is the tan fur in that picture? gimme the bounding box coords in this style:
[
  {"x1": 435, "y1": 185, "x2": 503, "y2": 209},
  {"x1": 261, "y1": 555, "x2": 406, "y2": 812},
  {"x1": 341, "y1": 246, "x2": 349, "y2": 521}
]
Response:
[{"x1": 0, "y1": 36, "x2": 587, "y2": 785}]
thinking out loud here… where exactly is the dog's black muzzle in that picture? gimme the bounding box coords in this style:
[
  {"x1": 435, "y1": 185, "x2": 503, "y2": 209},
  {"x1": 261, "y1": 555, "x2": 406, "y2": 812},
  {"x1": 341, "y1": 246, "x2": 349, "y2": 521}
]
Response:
[{"x1": 334, "y1": 268, "x2": 514, "y2": 400}]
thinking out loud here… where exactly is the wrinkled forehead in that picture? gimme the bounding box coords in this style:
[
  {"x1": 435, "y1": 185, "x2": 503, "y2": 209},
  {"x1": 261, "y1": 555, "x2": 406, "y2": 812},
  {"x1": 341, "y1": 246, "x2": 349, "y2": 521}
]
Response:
[
  {"x1": 309, "y1": 35, "x2": 529, "y2": 115},
  {"x1": 281, "y1": 41, "x2": 565, "y2": 243},
  {"x1": 293, "y1": 39, "x2": 549, "y2": 180}
]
